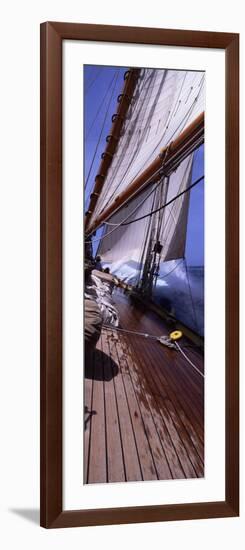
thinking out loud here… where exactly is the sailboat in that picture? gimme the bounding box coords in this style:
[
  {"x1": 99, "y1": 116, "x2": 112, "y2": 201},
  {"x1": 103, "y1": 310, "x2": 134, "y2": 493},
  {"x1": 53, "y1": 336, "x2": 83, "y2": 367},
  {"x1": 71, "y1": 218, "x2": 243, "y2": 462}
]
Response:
[{"x1": 84, "y1": 66, "x2": 205, "y2": 484}]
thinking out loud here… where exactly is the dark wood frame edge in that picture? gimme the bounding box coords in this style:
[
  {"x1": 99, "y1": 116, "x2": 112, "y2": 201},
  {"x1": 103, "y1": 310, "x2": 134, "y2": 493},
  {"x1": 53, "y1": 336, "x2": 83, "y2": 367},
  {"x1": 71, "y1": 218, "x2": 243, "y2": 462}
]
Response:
[{"x1": 40, "y1": 21, "x2": 239, "y2": 528}]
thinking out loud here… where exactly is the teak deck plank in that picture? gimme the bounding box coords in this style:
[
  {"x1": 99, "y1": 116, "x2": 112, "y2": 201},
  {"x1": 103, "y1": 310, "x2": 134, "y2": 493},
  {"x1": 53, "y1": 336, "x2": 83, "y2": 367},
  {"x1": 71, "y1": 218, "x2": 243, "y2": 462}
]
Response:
[
  {"x1": 116, "y1": 333, "x2": 176, "y2": 480},
  {"x1": 84, "y1": 288, "x2": 204, "y2": 484},
  {"x1": 87, "y1": 347, "x2": 107, "y2": 484},
  {"x1": 113, "y1": 334, "x2": 158, "y2": 481},
  {"x1": 137, "y1": 344, "x2": 197, "y2": 479},
  {"x1": 139, "y1": 338, "x2": 204, "y2": 451},
  {"x1": 139, "y1": 341, "x2": 203, "y2": 476},
  {"x1": 152, "y1": 358, "x2": 204, "y2": 460},
  {"x1": 84, "y1": 351, "x2": 93, "y2": 483},
  {"x1": 105, "y1": 331, "x2": 142, "y2": 482},
  {"x1": 156, "y1": 354, "x2": 204, "y2": 434},
  {"x1": 130, "y1": 336, "x2": 204, "y2": 476},
  {"x1": 107, "y1": 332, "x2": 151, "y2": 481},
  {"x1": 119, "y1": 298, "x2": 204, "y2": 432},
  {"x1": 100, "y1": 334, "x2": 126, "y2": 483}
]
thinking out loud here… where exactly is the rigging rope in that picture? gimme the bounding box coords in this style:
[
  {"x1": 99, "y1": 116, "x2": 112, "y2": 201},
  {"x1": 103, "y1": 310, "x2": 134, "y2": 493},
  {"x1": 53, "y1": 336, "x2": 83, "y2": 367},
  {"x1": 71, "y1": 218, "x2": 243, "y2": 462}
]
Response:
[
  {"x1": 85, "y1": 67, "x2": 103, "y2": 95},
  {"x1": 85, "y1": 70, "x2": 120, "y2": 192},
  {"x1": 119, "y1": 174, "x2": 204, "y2": 226},
  {"x1": 85, "y1": 70, "x2": 119, "y2": 141},
  {"x1": 158, "y1": 259, "x2": 183, "y2": 279},
  {"x1": 183, "y1": 257, "x2": 199, "y2": 333},
  {"x1": 85, "y1": 174, "x2": 203, "y2": 244},
  {"x1": 103, "y1": 73, "x2": 204, "y2": 208},
  {"x1": 85, "y1": 171, "x2": 163, "y2": 243},
  {"x1": 135, "y1": 189, "x2": 156, "y2": 286},
  {"x1": 102, "y1": 325, "x2": 204, "y2": 378},
  {"x1": 102, "y1": 325, "x2": 160, "y2": 340},
  {"x1": 103, "y1": 174, "x2": 204, "y2": 228},
  {"x1": 101, "y1": 70, "x2": 186, "y2": 207},
  {"x1": 175, "y1": 341, "x2": 204, "y2": 378},
  {"x1": 166, "y1": 75, "x2": 205, "y2": 145},
  {"x1": 100, "y1": 71, "x2": 157, "y2": 209},
  {"x1": 148, "y1": 157, "x2": 192, "y2": 270}
]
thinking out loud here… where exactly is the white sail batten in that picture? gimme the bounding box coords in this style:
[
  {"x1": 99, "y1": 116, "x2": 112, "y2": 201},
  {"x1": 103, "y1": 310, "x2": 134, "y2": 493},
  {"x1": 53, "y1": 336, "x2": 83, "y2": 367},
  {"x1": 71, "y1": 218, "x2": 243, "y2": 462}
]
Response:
[{"x1": 89, "y1": 68, "x2": 205, "y2": 226}]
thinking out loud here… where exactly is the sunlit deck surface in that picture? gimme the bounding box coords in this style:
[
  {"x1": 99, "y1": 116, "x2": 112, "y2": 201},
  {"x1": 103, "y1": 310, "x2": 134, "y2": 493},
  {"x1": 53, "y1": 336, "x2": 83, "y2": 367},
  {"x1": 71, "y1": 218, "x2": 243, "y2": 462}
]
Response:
[{"x1": 84, "y1": 288, "x2": 204, "y2": 484}]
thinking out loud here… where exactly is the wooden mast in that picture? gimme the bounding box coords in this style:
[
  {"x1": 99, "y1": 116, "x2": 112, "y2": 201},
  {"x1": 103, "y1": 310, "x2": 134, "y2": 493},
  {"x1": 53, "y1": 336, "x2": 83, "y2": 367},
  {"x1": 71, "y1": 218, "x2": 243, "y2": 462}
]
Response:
[
  {"x1": 86, "y1": 111, "x2": 204, "y2": 236},
  {"x1": 85, "y1": 67, "x2": 140, "y2": 232}
]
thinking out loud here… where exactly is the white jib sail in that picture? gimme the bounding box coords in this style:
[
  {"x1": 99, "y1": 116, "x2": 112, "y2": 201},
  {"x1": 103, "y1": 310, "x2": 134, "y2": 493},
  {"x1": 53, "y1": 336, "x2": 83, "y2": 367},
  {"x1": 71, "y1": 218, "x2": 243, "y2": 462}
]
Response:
[{"x1": 97, "y1": 153, "x2": 193, "y2": 277}]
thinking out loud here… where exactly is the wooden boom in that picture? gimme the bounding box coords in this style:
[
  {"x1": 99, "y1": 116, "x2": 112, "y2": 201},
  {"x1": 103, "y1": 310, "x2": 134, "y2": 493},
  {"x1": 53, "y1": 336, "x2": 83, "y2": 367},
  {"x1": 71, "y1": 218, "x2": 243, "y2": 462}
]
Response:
[{"x1": 85, "y1": 111, "x2": 204, "y2": 236}]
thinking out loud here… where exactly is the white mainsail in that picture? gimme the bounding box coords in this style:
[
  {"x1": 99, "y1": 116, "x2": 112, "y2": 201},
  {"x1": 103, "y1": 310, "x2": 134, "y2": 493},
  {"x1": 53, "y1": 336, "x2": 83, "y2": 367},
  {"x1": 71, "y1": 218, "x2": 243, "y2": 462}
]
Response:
[
  {"x1": 89, "y1": 68, "x2": 205, "y2": 226},
  {"x1": 87, "y1": 66, "x2": 205, "y2": 332}
]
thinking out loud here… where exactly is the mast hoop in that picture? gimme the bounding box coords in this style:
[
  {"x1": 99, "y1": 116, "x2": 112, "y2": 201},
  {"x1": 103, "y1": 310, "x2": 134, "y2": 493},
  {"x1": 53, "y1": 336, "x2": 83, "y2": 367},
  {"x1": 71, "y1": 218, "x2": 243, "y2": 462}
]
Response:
[
  {"x1": 123, "y1": 69, "x2": 139, "y2": 81},
  {"x1": 106, "y1": 134, "x2": 120, "y2": 143},
  {"x1": 90, "y1": 192, "x2": 100, "y2": 200},
  {"x1": 111, "y1": 113, "x2": 125, "y2": 123},
  {"x1": 101, "y1": 151, "x2": 114, "y2": 160},
  {"x1": 117, "y1": 93, "x2": 131, "y2": 104},
  {"x1": 85, "y1": 66, "x2": 140, "y2": 233},
  {"x1": 124, "y1": 70, "x2": 130, "y2": 80}
]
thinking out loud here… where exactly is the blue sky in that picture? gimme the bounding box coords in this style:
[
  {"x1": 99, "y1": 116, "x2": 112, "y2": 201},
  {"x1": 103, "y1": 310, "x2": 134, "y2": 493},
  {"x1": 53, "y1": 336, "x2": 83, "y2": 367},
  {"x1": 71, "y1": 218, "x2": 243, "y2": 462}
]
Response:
[
  {"x1": 84, "y1": 65, "x2": 204, "y2": 267},
  {"x1": 84, "y1": 65, "x2": 126, "y2": 207},
  {"x1": 185, "y1": 145, "x2": 204, "y2": 266}
]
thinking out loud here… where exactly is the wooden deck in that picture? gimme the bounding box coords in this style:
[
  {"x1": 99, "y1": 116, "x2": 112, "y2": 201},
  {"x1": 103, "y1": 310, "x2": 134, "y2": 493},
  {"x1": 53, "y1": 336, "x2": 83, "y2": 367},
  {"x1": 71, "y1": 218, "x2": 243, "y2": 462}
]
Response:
[{"x1": 84, "y1": 288, "x2": 204, "y2": 484}]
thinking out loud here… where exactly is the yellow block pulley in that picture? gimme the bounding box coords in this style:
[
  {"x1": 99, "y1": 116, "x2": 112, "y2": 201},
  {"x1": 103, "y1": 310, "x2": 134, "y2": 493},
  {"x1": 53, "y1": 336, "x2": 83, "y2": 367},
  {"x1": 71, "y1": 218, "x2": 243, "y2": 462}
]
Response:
[{"x1": 169, "y1": 330, "x2": 183, "y2": 341}]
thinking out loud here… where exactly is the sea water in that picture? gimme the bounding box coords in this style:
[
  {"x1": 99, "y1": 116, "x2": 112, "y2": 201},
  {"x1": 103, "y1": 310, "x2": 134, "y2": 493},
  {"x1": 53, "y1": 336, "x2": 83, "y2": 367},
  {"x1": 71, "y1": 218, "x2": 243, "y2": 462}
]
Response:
[
  {"x1": 102, "y1": 259, "x2": 204, "y2": 337},
  {"x1": 153, "y1": 262, "x2": 204, "y2": 337}
]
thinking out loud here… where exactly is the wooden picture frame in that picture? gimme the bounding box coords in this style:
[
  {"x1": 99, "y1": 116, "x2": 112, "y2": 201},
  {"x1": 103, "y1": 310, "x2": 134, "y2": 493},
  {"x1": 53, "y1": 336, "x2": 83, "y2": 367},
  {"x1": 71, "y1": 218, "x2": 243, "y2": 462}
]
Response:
[{"x1": 40, "y1": 21, "x2": 239, "y2": 528}]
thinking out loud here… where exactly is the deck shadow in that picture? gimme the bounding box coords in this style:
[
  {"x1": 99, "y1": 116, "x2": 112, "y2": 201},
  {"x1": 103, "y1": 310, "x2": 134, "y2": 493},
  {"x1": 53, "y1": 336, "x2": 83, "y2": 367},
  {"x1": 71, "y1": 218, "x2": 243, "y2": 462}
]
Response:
[{"x1": 85, "y1": 348, "x2": 119, "y2": 381}]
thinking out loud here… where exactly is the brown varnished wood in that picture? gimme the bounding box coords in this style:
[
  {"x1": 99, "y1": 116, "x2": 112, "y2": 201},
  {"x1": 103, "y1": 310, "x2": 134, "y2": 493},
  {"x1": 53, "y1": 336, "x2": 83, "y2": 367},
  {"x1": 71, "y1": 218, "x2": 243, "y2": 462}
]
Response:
[
  {"x1": 116, "y1": 292, "x2": 203, "y2": 475},
  {"x1": 88, "y1": 347, "x2": 107, "y2": 483},
  {"x1": 225, "y1": 34, "x2": 239, "y2": 516},
  {"x1": 106, "y1": 338, "x2": 143, "y2": 482},
  {"x1": 108, "y1": 329, "x2": 158, "y2": 481},
  {"x1": 50, "y1": 501, "x2": 237, "y2": 528},
  {"x1": 40, "y1": 21, "x2": 239, "y2": 527},
  {"x1": 85, "y1": 68, "x2": 140, "y2": 231},
  {"x1": 117, "y1": 294, "x2": 204, "y2": 426},
  {"x1": 86, "y1": 111, "x2": 204, "y2": 235},
  {"x1": 84, "y1": 351, "x2": 94, "y2": 483},
  {"x1": 132, "y1": 340, "x2": 204, "y2": 474},
  {"x1": 99, "y1": 336, "x2": 125, "y2": 483},
  {"x1": 118, "y1": 335, "x2": 173, "y2": 480},
  {"x1": 49, "y1": 21, "x2": 237, "y2": 49},
  {"x1": 40, "y1": 22, "x2": 62, "y2": 528},
  {"x1": 84, "y1": 289, "x2": 204, "y2": 484}
]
